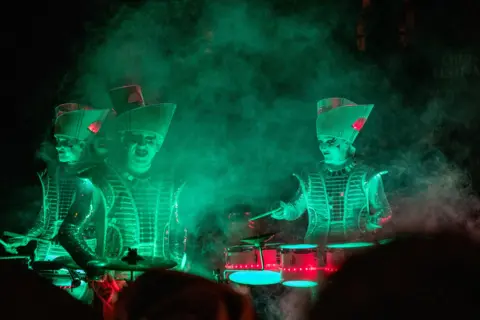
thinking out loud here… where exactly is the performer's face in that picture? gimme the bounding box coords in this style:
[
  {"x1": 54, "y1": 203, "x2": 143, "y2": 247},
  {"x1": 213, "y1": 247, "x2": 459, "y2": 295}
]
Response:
[
  {"x1": 55, "y1": 136, "x2": 85, "y2": 163},
  {"x1": 318, "y1": 137, "x2": 350, "y2": 163},
  {"x1": 122, "y1": 131, "x2": 163, "y2": 171}
]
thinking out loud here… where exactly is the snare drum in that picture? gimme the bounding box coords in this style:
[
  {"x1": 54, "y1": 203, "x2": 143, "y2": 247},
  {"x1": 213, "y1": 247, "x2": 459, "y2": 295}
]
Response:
[
  {"x1": 225, "y1": 243, "x2": 281, "y2": 286},
  {"x1": 279, "y1": 244, "x2": 321, "y2": 288}
]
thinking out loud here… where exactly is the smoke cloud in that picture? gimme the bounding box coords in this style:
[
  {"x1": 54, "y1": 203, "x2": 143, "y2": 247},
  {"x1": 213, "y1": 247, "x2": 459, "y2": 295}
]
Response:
[
  {"x1": 68, "y1": 1, "x2": 480, "y2": 240},
  {"x1": 66, "y1": 0, "x2": 480, "y2": 239}
]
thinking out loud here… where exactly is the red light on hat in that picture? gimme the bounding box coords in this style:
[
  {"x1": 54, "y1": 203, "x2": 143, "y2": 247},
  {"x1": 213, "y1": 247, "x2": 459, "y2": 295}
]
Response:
[
  {"x1": 127, "y1": 89, "x2": 144, "y2": 106},
  {"x1": 352, "y1": 118, "x2": 366, "y2": 131},
  {"x1": 88, "y1": 121, "x2": 102, "y2": 134}
]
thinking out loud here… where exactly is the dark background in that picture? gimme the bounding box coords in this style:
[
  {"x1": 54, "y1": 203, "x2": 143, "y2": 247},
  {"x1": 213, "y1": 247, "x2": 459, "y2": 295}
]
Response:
[{"x1": 4, "y1": 0, "x2": 480, "y2": 235}]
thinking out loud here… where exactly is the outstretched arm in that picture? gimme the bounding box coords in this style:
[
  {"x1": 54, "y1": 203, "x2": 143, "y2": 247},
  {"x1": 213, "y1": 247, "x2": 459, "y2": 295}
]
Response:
[
  {"x1": 58, "y1": 178, "x2": 101, "y2": 271},
  {"x1": 272, "y1": 185, "x2": 308, "y2": 221},
  {"x1": 8, "y1": 172, "x2": 48, "y2": 247},
  {"x1": 367, "y1": 173, "x2": 392, "y2": 228},
  {"x1": 24, "y1": 207, "x2": 46, "y2": 239},
  {"x1": 168, "y1": 182, "x2": 189, "y2": 267}
]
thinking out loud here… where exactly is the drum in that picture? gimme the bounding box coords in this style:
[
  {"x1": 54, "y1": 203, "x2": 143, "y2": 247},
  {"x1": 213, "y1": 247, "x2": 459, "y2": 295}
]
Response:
[
  {"x1": 225, "y1": 243, "x2": 281, "y2": 286},
  {"x1": 31, "y1": 260, "x2": 91, "y2": 302},
  {"x1": 325, "y1": 239, "x2": 393, "y2": 272},
  {"x1": 279, "y1": 244, "x2": 321, "y2": 288}
]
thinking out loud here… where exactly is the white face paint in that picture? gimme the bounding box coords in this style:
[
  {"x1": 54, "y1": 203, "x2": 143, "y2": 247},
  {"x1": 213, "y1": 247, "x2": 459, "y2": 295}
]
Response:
[
  {"x1": 122, "y1": 131, "x2": 163, "y2": 175},
  {"x1": 318, "y1": 136, "x2": 351, "y2": 165},
  {"x1": 55, "y1": 136, "x2": 85, "y2": 164}
]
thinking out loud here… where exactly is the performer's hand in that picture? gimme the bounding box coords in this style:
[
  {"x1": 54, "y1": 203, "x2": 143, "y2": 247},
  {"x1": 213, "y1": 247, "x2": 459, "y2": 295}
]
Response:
[
  {"x1": 4, "y1": 246, "x2": 18, "y2": 255},
  {"x1": 7, "y1": 237, "x2": 29, "y2": 248},
  {"x1": 366, "y1": 221, "x2": 382, "y2": 231},
  {"x1": 271, "y1": 202, "x2": 287, "y2": 219},
  {"x1": 0, "y1": 239, "x2": 19, "y2": 254}
]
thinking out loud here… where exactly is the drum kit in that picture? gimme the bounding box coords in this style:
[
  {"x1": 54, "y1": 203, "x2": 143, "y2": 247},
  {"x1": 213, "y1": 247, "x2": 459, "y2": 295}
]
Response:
[
  {"x1": 1, "y1": 228, "x2": 392, "y2": 301},
  {"x1": 0, "y1": 239, "x2": 177, "y2": 304},
  {"x1": 221, "y1": 232, "x2": 392, "y2": 289}
]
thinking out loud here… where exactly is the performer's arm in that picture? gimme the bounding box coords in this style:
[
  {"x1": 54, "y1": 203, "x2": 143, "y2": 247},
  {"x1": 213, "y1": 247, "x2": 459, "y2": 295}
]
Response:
[
  {"x1": 24, "y1": 207, "x2": 46, "y2": 238},
  {"x1": 367, "y1": 173, "x2": 392, "y2": 227},
  {"x1": 7, "y1": 207, "x2": 46, "y2": 248},
  {"x1": 168, "y1": 182, "x2": 188, "y2": 267},
  {"x1": 271, "y1": 188, "x2": 307, "y2": 221},
  {"x1": 9, "y1": 172, "x2": 48, "y2": 246},
  {"x1": 58, "y1": 178, "x2": 101, "y2": 270}
]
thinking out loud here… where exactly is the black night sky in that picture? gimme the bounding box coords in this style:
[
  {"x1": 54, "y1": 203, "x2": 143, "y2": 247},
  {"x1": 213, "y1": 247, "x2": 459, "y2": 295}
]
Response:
[{"x1": 4, "y1": 0, "x2": 480, "y2": 235}]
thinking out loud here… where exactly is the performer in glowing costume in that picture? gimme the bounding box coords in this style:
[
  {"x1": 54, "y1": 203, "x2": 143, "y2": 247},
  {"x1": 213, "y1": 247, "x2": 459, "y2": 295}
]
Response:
[
  {"x1": 8, "y1": 104, "x2": 109, "y2": 260},
  {"x1": 60, "y1": 85, "x2": 187, "y2": 271},
  {"x1": 271, "y1": 98, "x2": 391, "y2": 244},
  {"x1": 7, "y1": 104, "x2": 109, "y2": 301}
]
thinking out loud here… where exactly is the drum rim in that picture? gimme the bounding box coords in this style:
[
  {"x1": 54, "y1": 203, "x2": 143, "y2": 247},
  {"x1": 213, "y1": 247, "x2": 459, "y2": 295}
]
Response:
[
  {"x1": 227, "y1": 243, "x2": 284, "y2": 251},
  {"x1": 282, "y1": 280, "x2": 318, "y2": 288},
  {"x1": 326, "y1": 241, "x2": 375, "y2": 249},
  {"x1": 280, "y1": 244, "x2": 318, "y2": 250}
]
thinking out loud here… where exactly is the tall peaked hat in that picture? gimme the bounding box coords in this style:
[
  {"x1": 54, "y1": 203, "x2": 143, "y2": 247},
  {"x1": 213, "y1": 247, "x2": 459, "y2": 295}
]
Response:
[
  {"x1": 316, "y1": 97, "x2": 374, "y2": 144},
  {"x1": 55, "y1": 103, "x2": 87, "y2": 118},
  {"x1": 54, "y1": 108, "x2": 110, "y2": 141},
  {"x1": 109, "y1": 84, "x2": 145, "y2": 115},
  {"x1": 109, "y1": 84, "x2": 176, "y2": 137}
]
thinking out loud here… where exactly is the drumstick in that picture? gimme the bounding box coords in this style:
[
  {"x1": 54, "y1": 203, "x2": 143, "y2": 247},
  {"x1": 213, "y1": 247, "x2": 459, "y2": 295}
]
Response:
[
  {"x1": 3, "y1": 231, "x2": 51, "y2": 243},
  {"x1": 0, "y1": 255, "x2": 31, "y2": 260},
  {"x1": 248, "y1": 208, "x2": 283, "y2": 221}
]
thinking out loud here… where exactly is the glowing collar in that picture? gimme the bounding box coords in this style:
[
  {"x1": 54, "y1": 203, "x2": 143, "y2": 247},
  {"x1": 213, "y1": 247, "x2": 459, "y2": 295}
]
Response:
[{"x1": 322, "y1": 158, "x2": 357, "y2": 176}]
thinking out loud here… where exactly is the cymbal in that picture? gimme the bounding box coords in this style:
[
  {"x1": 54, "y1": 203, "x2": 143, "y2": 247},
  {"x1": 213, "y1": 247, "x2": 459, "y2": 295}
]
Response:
[
  {"x1": 241, "y1": 232, "x2": 276, "y2": 245},
  {"x1": 88, "y1": 257, "x2": 177, "y2": 272}
]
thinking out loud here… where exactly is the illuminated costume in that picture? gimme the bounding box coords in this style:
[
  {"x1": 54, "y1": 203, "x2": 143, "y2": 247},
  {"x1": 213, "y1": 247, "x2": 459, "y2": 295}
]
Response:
[
  {"x1": 7, "y1": 105, "x2": 109, "y2": 302},
  {"x1": 272, "y1": 98, "x2": 391, "y2": 244},
  {"x1": 9, "y1": 104, "x2": 108, "y2": 261},
  {"x1": 60, "y1": 85, "x2": 187, "y2": 271}
]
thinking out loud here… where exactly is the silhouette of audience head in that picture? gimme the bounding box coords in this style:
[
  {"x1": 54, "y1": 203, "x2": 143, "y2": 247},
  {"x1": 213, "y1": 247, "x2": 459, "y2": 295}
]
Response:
[
  {"x1": 310, "y1": 232, "x2": 480, "y2": 319},
  {"x1": 114, "y1": 269, "x2": 255, "y2": 320},
  {"x1": 0, "y1": 263, "x2": 98, "y2": 320}
]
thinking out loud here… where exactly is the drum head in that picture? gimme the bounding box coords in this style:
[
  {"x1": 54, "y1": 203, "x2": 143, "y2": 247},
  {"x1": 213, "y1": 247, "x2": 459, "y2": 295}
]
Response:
[
  {"x1": 229, "y1": 271, "x2": 281, "y2": 286},
  {"x1": 282, "y1": 280, "x2": 318, "y2": 288},
  {"x1": 326, "y1": 242, "x2": 375, "y2": 249}
]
